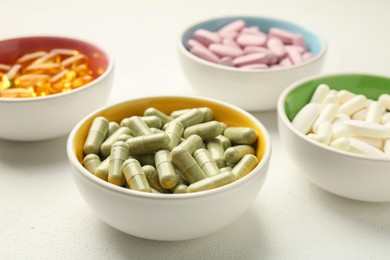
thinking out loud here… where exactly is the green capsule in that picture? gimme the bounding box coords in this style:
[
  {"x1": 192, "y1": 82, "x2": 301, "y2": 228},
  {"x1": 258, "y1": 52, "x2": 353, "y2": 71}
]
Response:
[
  {"x1": 224, "y1": 145, "x2": 255, "y2": 164},
  {"x1": 140, "y1": 116, "x2": 163, "y2": 129},
  {"x1": 134, "y1": 153, "x2": 155, "y2": 167},
  {"x1": 126, "y1": 133, "x2": 170, "y2": 155},
  {"x1": 172, "y1": 183, "x2": 188, "y2": 193},
  {"x1": 224, "y1": 127, "x2": 257, "y2": 145},
  {"x1": 198, "y1": 107, "x2": 213, "y2": 122},
  {"x1": 178, "y1": 134, "x2": 204, "y2": 155},
  {"x1": 122, "y1": 159, "x2": 152, "y2": 192},
  {"x1": 214, "y1": 135, "x2": 231, "y2": 149},
  {"x1": 219, "y1": 122, "x2": 228, "y2": 132},
  {"x1": 127, "y1": 116, "x2": 153, "y2": 136},
  {"x1": 173, "y1": 108, "x2": 204, "y2": 127},
  {"x1": 83, "y1": 117, "x2": 109, "y2": 155},
  {"x1": 108, "y1": 141, "x2": 129, "y2": 186},
  {"x1": 94, "y1": 156, "x2": 110, "y2": 181},
  {"x1": 142, "y1": 165, "x2": 170, "y2": 193},
  {"x1": 144, "y1": 107, "x2": 173, "y2": 125},
  {"x1": 116, "y1": 133, "x2": 132, "y2": 142},
  {"x1": 151, "y1": 188, "x2": 162, "y2": 194},
  {"x1": 108, "y1": 122, "x2": 120, "y2": 137},
  {"x1": 232, "y1": 154, "x2": 259, "y2": 179},
  {"x1": 83, "y1": 154, "x2": 101, "y2": 174},
  {"x1": 207, "y1": 139, "x2": 227, "y2": 168},
  {"x1": 155, "y1": 150, "x2": 178, "y2": 189},
  {"x1": 100, "y1": 127, "x2": 132, "y2": 157},
  {"x1": 193, "y1": 148, "x2": 220, "y2": 177},
  {"x1": 220, "y1": 166, "x2": 233, "y2": 172},
  {"x1": 183, "y1": 121, "x2": 224, "y2": 140},
  {"x1": 150, "y1": 127, "x2": 164, "y2": 134},
  {"x1": 164, "y1": 121, "x2": 184, "y2": 150},
  {"x1": 171, "y1": 146, "x2": 207, "y2": 184},
  {"x1": 119, "y1": 117, "x2": 131, "y2": 128},
  {"x1": 170, "y1": 108, "x2": 191, "y2": 119},
  {"x1": 187, "y1": 171, "x2": 236, "y2": 193}
]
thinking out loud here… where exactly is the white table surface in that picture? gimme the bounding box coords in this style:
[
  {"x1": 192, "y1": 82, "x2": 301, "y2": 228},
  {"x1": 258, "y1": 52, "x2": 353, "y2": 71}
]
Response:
[{"x1": 1, "y1": 0, "x2": 390, "y2": 259}]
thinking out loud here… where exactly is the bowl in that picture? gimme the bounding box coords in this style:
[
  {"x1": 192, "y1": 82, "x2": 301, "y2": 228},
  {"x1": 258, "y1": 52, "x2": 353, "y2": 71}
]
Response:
[
  {"x1": 0, "y1": 35, "x2": 114, "y2": 141},
  {"x1": 177, "y1": 16, "x2": 327, "y2": 111},
  {"x1": 277, "y1": 72, "x2": 390, "y2": 202},
  {"x1": 67, "y1": 96, "x2": 272, "y2": 240}
]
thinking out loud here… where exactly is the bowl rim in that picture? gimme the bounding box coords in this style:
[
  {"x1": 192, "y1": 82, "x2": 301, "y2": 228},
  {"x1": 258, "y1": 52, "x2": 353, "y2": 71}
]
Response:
[
  {"x1": 0, "y1": 34, "x2": 114, "y2": 103},
  {"x1": 67, "y1": 95, "x2": 272, "y2": 201},
  {"x1": 277, "y1": 71, "x2": 390, "y2": 162},
  {"x1": 177, "y1": 15, "x2": 328, "y2": 73}
]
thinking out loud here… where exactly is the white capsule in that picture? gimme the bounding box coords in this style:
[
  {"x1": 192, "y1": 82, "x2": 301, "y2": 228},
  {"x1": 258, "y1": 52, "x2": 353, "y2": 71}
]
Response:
[
  {"x1": 292, "y1": 103, "x2": 322, "y2": 134},
  {"x1": 345, "y1": 120, "x2": 390, "y2": 139},
  {"x1": 330, "y1": 137, "x2": 351, "y2": 151},
  {"x1": 378, "y1": 94, "x2": 390, "y2": 110},
  {"x1": 338, "y1": 95, "x2": 368, "y2": 116},
  {"x1": 347, "y1": 137, "x2": 386, "y2": 157},
  {"x1": 321, "y1": 90, "x2": 339, "y2": 105},
  {"x1": 351, "y1": 108, "x2": 368, "y2": 121},
  {"x1": 348, "y1": 135, "x2": 383, "y2": 150},
  {"x1": 384, "y1": 138, "x2": 390, "y2": 156},
  {"x1": 381, "y1": 112, "x2": 390, "y2": 125},
  {"x1": 310, "y1": 84, "x2": 330, "y2": 104},
  {"x1": 336, "y1": 90, "x2": 356, "y2": 104},
  {"x1": 315, "y1": 121, "x2": 332, "y2": 145},
  {"x1": 313, "y1": 104, "x2": 338, "y2": 133},
  {"x1": 331, "y1": 115, "x2": 350, "y2": 140},
  {"x1": 365, "y1": 101, "x2": 385, "y2": 124}
]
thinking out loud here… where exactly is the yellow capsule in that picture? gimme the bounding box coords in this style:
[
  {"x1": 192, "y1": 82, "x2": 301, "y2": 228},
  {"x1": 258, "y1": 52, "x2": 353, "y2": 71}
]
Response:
[
  {"x1": 15, "y1": 74, "x2": 51, "y2": 96},
  {"x1": 16, "y1": 51, "x2": 47, "y2": 66},
  {"x1": 83, "y1": 154, "x2": 101, "y2": 174},
  {"x1": 231, "y1": 154, "x2": 259, "y2": 180},
  {"x1": 25, "y1": 63, "x2": 62, "y2": 75},
  {"x1": 122, "y1": 158, "x2": 152, "y2": 192},
  {"x1": 61, "y1": 54, "x2": 86, "y2": 69}
]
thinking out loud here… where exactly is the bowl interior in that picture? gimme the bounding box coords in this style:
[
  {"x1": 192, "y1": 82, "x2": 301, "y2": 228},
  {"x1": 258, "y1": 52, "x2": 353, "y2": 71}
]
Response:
[
  {"x1": 284, "y1": 74, "x2": 390, "y2": 121},
  {"x1": 181, "y1": 16, "x2": 324, "y2": 55},
  {"x1": 72, "y1": 96, "x2": 267, "y2": 169},
  {"x1": 0, "y1": 36, "x2": 109, "y2": 78}
]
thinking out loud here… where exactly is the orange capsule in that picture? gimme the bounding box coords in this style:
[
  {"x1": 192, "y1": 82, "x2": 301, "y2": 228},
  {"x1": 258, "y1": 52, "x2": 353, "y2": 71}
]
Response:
[
  {"x1": 15, "y1": 74, "x2": 50, "y2": 88},
  {"x1": 25, "y1": 63, "x2": 61, "y2": 75},
  {"x1": 16, "y1": 51, "x2": 47, "y2": 67}
]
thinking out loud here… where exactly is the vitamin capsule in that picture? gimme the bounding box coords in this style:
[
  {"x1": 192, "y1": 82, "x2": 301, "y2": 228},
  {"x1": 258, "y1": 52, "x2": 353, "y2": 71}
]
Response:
[
  {"x1": 292, "y1": 103, "x2": 322, "y2": 134},
  {"x1": 217, "y1": 20, "x2": 245, "y2": 36},
  {"x1": 187, "y1": 39, "x2": 207, "y2": 50},
  {"x1": 321, "y1": 90, "x2": 339, "y2": 105},
  {"x1": 177, "y1": 134, "x2": 204, "y2": 154},
  {"x1": 378, "y1": 94, "x2": 390, "y2": 110},
  {"x1": 170, "y1": 108, "x2": 190, "y2": 118},
  {"x1": 127, "y1": 116, "x2": 153, "y2": 136},
  {"x1": 171, "y1": 146, "x2": 207, "y2": 184},
  {"x1": 116, "y1": 134, "x2": 132, "y2": 142},
  {"x1": 198, "y1": 107, "x2": 213, "y2": 122},
  {"x1": 192, "y1": 29, "x2": 221, "y2": 46},
  {"x1": 223, "y1": 38, "x2": 241, "y2": 49},
  {"x1": 122, "y1": 159, "x2": 152, "y2": 192},
  {"x1": 345, "y1": 120, "x2": 390, "y2": 139},
  {"x1": 233, "y1": 52, "x2": 268, "y2": 67},
  {"x1": 134, "y1": 153, "x2": 155, "y2": 167},
  {"x1": 231, "y1": 154, "x2": 259, "y2": 179},
  {"x1": 94, "y1": 156, "x2": 110, "y2": 181},
  {"x1": 224, "y1": 145, "x2": 255, "y2": 164},
  {"x1": 331, "y1": 115, "x2": 350, "y2": 140},
  {"x1": 140, "y1": 116, "x2": 162, "y2": 129},
  {"x1": 219, "y1": 57, "x2": 234, "y2": 66},
  {"x1": 218, "y1": 122, "x2": 228, "y2": 133},
  {"x1": 83, "y1": 117, "x2": 109, "y2": 155},
  {"x1": 5, "y1": 64, "x2": 22, "y2": 81},
  {"x1": 126, "y1": 133, "x2": 170, "y2": 155},
  {"x1": 0, "y1": 88, "x2": 35, "y2": 98},
  {"x1": 268, "y1": 28, "x2": 295, "y2": 44},
  {"x1": 174, "y1": 108, "x2": 204, "y2": 127},
  {"x1": 214, "y1": 135, "x2": 231, "y2": 149},
  {"x1": 347, "y1": 138, "x2": 386, "y2": 157},
  {"x1": 312, "y1": 104, "x2": 338, "y2": 133},
  {"x1": 279, "y1": 57, "x2": 292, "y2": 67},
  {"x1": 349, "y1": 136, "x2": 383, "y2": 150},
  {"x1": 236, "y1": 33, "x2": 267, "y2": 47},
  {"x1": 285, "y1": 46, "x2": 303, "y2": 65},
  {"x1": 108, "y1": 122, "x2": 120, "y2": 136},
  {"x1": 382, "y1": 113, "x2": 390, "y2": 125},
  {"x1": 310, "y1": 121, "x2": 332, "y2": 145},
  {"x1": 16, "y1": 51, "x2": 47, "y2": 66},
  {"x1": 209, "y1": 43, "x2": 243, "y2": 58},
  {"x1": 183, "y1": 121, "x2": 224, "y2": 140},
  {"x1": 142, "y1": 165, "x2": 169, "y2": 193},
  {"x1": 193, "y1": 148, "x2": 220, "y2": 177},
  {"x1": 31, "y1": 52, "x2": 60, "y2": 65},
  {"x1": 164, "y1": 121, "x2": 184, "y2": 150},
  {"x1": 206, "y1": 138, "x2": 227, "y2": 168},
  {"x1": 144, "y1": 107, "x2": 173, "y2": 125},
  {"x1": 150, "y1": 127, "x2": 164, "y2": 134},
  {"x1": 25, "y1": 63, "x2": 61, "y2": 75},
  {"x1": 338, "y1": 95, "x2": 368, "y2": 116},
  {"x1": 100, "y1": 127, "x2": 132, "y2": 157},
  {"x1": 220, "y1": 166, "x2": 233, "y2": 172},
  {"x1": 155, "y1": 150, "x2": 178, "y2": 189},
  {"x1": 266, "y1": 37, "x2": 286, "y2": 58},
  {"x1": 310, "y1": 84, "x2": 330, "y2": 104},
  {"x1": 172, "y1": 183, "x2": 188, "y2": 193},
  {"x1": 352, "y1": 108, "x2": 368, "y2": 121},
  {"x1": 61, "y1": 54, "x2": 86, "y2": 69},
  {"x1": 190, "y1": 46, "x2": 220, "y2": 63},
  {"x1": 82, "y1": 154, "x2": 101, "y2": 174},
  {"x1": 187, "y1": 171, "x2": 236, "y2": 193},
  {"x1": 337, "y1": 90, "x2": 356, "y2": 104},
  {"x1": 330, "y1": 137, "x2": 351, "y2": 151},
  {"x1": 365, "y1": 101, "x2": 385, "y2": 124},
  {"x1": 108, "y1": 141, "x2": 129, "y2": 186},
  {"x1": 223, "y1": 127, "x2": 257, "y2": 144}
]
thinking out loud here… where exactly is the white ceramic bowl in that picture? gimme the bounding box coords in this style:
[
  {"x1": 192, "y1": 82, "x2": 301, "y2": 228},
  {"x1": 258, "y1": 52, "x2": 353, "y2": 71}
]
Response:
[
  {"x1": 0, "y1": 35, "x2": 114, "y2": 141},
  {"x1": 277, "y1": 72, "x2": 390, "y2": 202},
  {"x1": 67, "y1": 96, "x2": 272, "y2": 240},
  {"x1": 178, "y1": 16, "x2": 327, "y2": 111}
]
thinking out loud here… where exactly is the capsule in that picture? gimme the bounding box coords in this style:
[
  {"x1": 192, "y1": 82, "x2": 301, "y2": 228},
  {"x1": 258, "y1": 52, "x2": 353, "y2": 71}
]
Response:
[
  {"x1": 116, "y1": 134, "x2": 132, "y2": 142},
  {"x1": 108, "y1": 141, "x2": 129, "y2": 186},
  {"x1": 144, "y1": 107, "x2": 173, "y2": 125},
  {"x1": 214, "y1": 135, "x2": 231, "y2": 149},
  {"x1": 134, "y1": 153, "x2": 156, "y2": 167},
  {"x1": 198, "y1": 107, "x2": 213, "y2": 122},
  {"x1": 171, "y1": 146, "x2": 207, "y2": 184},
  {"x1": 183, "y1": 121, "x2": 224, "y2": 140},
  {"x1": 220, "y1": 166, "x2": 233, "y2": 172},
  {"x1": 365, "y1": 101, "x2": 385, "y2": 124},
  {"x1": 312, "y1": 104, "x2": 338, "y2": 133},
  {"x1": 352, "y1": 108, "x2": 368, "y2": 121},
  {"x1": 107, "y1": 121, "x2": 120, "y2": 136},
  {"x1": 155, "y1": 150, "x2": 178, "y2": 189},
  {"x1": 232, "y1": 154, "x2": 259, "y2": 179},
  {"x1": 173, "y1": 108, "x2": 204, "y2": 127},
  {"x1": 141, "y1": 116, "x2": 163, "y2": 129},
  {"x1": 127, "y1": 116, "x2": 154, "y2": 136},
  {"x1": 310, "y1": 84, "x2": 330, "y2": 104},
  {"x1": 378, "y1": 94, "x2": 390, "y2": 110},
  {"x1": 193, "y1": 148, "x2": 220, "y2": 177},
  {"x1": 337, "y1": 90, "x2": 356, "y2": 104},
  {"x1": 25, "y1": 63, "x2": 61, "y2": 75},
  {"x1": 338, "y1": 95, "x2": 368, "y2": 116},
  {"x1": 122, "y1": 159, "x2": 152, "y2": 192},
  {"x1": 187, "y1": 171, "x2": 236, "y2": 193},
  {"x1": 82, "y1": 154, "x2": 101, "y2": 174},
  {"x1": 126, "y1": 133, "x2": 170, "y2": 155},
  {"x1": 83, "y1": 117, "x2": 109, "y2": 155},
  {"x1": 206, "y1": 138, "x2": 227, "y2": 168},
  {"x1": 100, "y1": 127, "x2": 132, "y2": 157},
  {"x1": 164, "y1": 121, "x2": 184, "y2": 150},
  {"x1": 177, "y1": 134, "x2": 204, "y2": 154},
  {"x1": 172, "y1": 183, "x2": 188, "y2": 193},
  {"x1": 142, "y1": 165, "x2": 169, "y2": 193},
  {"x1": 61, "y1": 54, "x2": 86, "y2": 69},
  {"x1": 170, "y1": 108, "x2": 191, "y2": 119},
  {"x1": 94, "y1": 156, "x2": 110, "y2": 181},
  {"x1": 321, "y1": 90, "x2": 338, "y2": 105},
  {"x1": 292, "y1": 103, "x2": 322, "y2": 134},
  {"x1": 345, "y1": 120, "x2": 390, "y2": 139},
  {"x1": 224, "y1": 145, "x2": 255, "y2": 164},
  {"x1": 223, "y1": 127, "x2": 257, "y2": 145}
]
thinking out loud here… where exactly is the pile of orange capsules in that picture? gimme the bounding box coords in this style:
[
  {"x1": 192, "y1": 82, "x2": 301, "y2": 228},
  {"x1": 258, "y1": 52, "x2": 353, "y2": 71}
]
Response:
[{"x1": 0, "y1": 49, "x2": 98, "y2": 98}]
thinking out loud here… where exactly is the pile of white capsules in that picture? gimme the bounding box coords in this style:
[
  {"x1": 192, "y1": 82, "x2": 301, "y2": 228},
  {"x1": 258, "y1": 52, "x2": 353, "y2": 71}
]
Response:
[
  {"x1": 292, "y1": 84, "x2": 390, "y2": 157},
  {"x1": 82, "y1": 107, "x2": 259, "y2": 193}
]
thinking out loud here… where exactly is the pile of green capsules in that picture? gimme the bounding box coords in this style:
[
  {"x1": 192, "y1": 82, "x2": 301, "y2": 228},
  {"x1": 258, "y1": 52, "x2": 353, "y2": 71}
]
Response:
[{"x1": 82, "y1": 107, "x2": 259, "y2": 193}]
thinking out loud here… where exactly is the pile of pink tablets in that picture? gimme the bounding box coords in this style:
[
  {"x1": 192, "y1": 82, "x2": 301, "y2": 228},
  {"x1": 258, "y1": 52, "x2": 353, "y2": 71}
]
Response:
[{"x1": 187, "y1": 20, "x2": 313, "y2": 69}]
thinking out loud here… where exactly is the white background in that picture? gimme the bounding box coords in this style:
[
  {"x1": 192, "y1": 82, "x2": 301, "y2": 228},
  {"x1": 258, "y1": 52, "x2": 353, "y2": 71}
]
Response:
[{"x1": 1, "y1": 0, "x2": 390, "y2": 259}]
